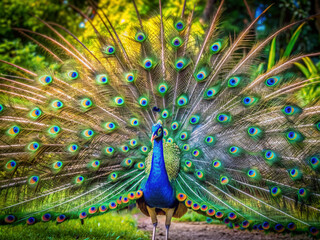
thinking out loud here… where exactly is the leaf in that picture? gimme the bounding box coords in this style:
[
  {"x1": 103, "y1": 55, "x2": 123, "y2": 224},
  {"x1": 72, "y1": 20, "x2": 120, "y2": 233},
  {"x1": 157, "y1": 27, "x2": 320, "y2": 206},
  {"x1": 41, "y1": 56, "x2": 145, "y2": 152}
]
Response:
[
  {"x1": 256, "y1": 63, "x2": 265, "y2": 75},
  {"x1": 252, "y1": 63, "x2": 265, "y2": 79},
  {"x1": 294, "y1": 62, "x2": 310, "y2": 78},
  {"x1": 282, "y1": 22, "x2": 305, "y2": 58},
  {"x1": 267, "y1": 37, "x2": 276, "y2": 70},
  {"x1": 302, "y1": 57, "x2": 318, "y2": 75}
]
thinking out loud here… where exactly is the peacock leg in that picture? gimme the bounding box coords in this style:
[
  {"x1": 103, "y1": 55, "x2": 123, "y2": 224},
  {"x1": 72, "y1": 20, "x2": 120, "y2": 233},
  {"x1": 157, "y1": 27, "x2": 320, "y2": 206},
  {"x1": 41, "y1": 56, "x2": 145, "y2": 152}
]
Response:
[
  {"x1": 146, "y1": 206, "x2": 158, "y2": 240},
  {"x1": 152, "y1": 222, "x2": 157, "y2": 240},
  {"x1": 165, "y1": 208, "x2": 175, "y2": 240}
]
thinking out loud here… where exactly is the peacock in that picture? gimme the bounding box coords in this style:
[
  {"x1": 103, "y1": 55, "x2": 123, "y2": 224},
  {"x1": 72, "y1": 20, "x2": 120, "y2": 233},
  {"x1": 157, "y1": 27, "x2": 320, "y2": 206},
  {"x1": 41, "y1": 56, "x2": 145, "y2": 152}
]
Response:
[{"x1": 1, "y1": 0, "x2": 320, "y2": 239}]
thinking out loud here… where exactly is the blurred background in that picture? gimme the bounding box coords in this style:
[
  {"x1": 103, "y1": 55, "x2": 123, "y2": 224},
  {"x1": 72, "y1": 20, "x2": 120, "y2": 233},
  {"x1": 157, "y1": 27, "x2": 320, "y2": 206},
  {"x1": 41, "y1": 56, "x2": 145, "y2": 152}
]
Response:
[{"x1": 0, "y1": 0, "x2": 319, "y2": 71}]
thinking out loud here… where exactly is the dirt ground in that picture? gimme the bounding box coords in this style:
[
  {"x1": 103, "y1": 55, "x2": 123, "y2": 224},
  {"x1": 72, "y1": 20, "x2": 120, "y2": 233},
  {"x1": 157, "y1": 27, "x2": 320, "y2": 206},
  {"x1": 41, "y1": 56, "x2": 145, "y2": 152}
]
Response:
[{"x1": 135, "y1": 214, "x2": 310, "y2": 240}]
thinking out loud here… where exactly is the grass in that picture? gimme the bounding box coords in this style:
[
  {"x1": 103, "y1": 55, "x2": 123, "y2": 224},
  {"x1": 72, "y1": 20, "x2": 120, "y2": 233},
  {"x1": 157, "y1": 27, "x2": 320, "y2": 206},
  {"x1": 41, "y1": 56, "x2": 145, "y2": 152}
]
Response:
[
  {"x1": 0, "y1": 212, "x2": 149, "y2": 240},
  {"x1": 175, "y1": 210, "x2": 222, "y2": 225},
  {"x1": 176, "y1": 210, "x2": 207, "y2": 222}
]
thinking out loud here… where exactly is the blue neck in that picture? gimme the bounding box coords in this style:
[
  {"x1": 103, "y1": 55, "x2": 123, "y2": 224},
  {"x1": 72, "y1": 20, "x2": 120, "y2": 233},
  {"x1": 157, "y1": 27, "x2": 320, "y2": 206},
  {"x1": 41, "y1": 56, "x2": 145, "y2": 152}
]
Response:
[
  {"x1": 143, "y1": 139, "x2": 176, "y2": 208},
  {"x1": 149, "y1": 139, "x2": 168, "y2": 180}
]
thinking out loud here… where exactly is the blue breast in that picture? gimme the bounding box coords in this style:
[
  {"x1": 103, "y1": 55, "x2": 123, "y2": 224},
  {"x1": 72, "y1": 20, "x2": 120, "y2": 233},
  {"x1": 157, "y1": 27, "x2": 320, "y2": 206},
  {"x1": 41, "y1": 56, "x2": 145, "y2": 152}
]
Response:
[{"x1": 143, "y1": 139, "x2": 177, "y2": 208}]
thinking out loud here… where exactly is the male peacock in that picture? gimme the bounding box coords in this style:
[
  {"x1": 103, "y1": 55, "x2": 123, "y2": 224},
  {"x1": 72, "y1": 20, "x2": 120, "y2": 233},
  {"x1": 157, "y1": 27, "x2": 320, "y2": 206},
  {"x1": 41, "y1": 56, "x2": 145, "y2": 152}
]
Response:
[{"x1": 0, "y1": 0, "x2": 320, "y2": 239}]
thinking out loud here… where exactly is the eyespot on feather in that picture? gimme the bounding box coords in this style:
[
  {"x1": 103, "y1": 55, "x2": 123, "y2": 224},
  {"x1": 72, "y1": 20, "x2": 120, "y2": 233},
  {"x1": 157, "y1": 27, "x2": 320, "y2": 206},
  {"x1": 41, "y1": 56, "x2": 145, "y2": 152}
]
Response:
[
  {"x1": 114, "y1": 97, "x2": 124, "y2": 106},
  {"x1": 42, "y1": 213, "x2": 51, "y2": 222},
  {"x1": 51, "y1": 100, "x2": 64, "y2": 109},
  {"x1": 29, "y1": 107, "x2": 42, "y2": 119},
  {"x1": 7, "y1": 125, "x2": 20, "y2": 136},
  {"x1": 5, "y1": 160, "x2": 17, "y2": 171},
  {"x1": 216, "y1": 113, "x2": 231, "y2": 124},
  {"x1": 176, "y1": 94, "x2": 188, "y2": 107},
  {"x1": 39, "y1": 75, "x2": 53, "y2": 85},
  {"x1": 171, "y1": 36, "x2": 183, "y2": 48},
  {"x1": 125, "y1": 73, "x2": 135, "y2": 83},
  {"x1": 67, "y1": 71, "x2": 79, "y2": 80},
  {"x1": 265, "y1": 76, "x2": 280, "y2": 87},
  {"x1": 75, "y1": 175, "x2": 84, "y2": 184},
  {"x1": 228, "y1": 77, "x2": 241, "y2": 87},
  {"x1": 138, "y1": 96, "x2": 149, "y2": 107},
  {"x1": 135, "y1": 32, "x2": 147, "y2": 42},
  {"x1": 96, "y1": 74, "x2": 108, "y2": 85},
  {"x1": 104, "y1": 45, "x2": 115, "y2": 55},
  {"x1": 210, "y1": 41, "x2": 222, "y2": 54},
  {"x1": 27, "y1": 141, "x2": 40, "y2": 152},
  {"x1": 158, "y1": 82, "x2": 169, "y2": 95},
  {"x1": 174, "y1": 20, "x2": 186, "y2": 31}
]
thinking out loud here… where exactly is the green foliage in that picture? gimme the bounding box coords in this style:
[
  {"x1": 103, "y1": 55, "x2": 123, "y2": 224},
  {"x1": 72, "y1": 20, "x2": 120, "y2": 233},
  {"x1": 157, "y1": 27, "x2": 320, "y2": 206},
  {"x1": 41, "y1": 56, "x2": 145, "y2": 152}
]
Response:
[
  {"x1": 176, "y1": 210, "x2": 207, "y2": 222},
  {"x1": 253, "y1": 23, "x2": 304, "y2": 77},
  {"x1": 295, "y1": 57, "x2": 320, "y2": 106},
  {"x1": 81, "y1": 0, "x2": 202, "y2": 43},
  {"x1": 0, "y1": 213, "x2": 149, "y2": 240},
  {"x1": 267, "y1": 37, "x2": 276, "y2": 70},
  {"x1": 0, "y1": 39, "x2": 58, "y2": 72},
  {"x1": 0, "y1": 0, "x2": 86, "y2": 72},
  {"x1": 282, "y1": 23, "x2": 306, "y2": 58}
]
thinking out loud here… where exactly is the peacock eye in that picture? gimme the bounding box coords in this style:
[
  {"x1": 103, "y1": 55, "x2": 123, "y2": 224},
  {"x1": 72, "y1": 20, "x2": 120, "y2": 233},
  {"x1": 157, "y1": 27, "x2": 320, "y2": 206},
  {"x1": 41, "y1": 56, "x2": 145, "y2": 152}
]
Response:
[
  {"x1": 39, "y1": 75, "x2": 53, "y2": 85},
  {"x1": 158, "y1": 82, "x2": 168, "y2": 95},
  {"x1": 28, "y1": 175, "x2": 39, "y2": 186},
  {"x1": 130, "y1": 118, "x2": 139, "y2": 126},
  {"x1": 114, "y1": 97, "x2": 125, "y2": 106},
  {"x1": 139, "y1": 97, "x2": 149, "y2": 107},
  {"x1": 175, "y1": 58, "x2": 188, "y2": 71},
  {"x1": 210, "y1": 41, "x2": 222, "y2": 54},
  {"x1": 171, "y1": 36, "x2": 183, "y2": 48},
  {"x1": 189, "y1": 115, "x2": 200, "y2": 125},
  {"x1": 68, "y1": 144, "x2": 79, "y2": 153},
  {"x1": 176, "y1": 94, "x2": 188, "y2": 107},
  {"x1": 171, "y1": 121, "x2": 179, "y2": 130},
  {"x1": 242, "y1": 96, "x2": 258, "y2": 107},
  {"x1": 29, "y1": 107, "x2": 42, "y2": 119},
  {"x1": 265, "y1": 76, "x2": 280, "y2": 87},
  {"x1": 52, "y1": 100, "x2": 64, "y2": 109},
  {"x1": 82, "y1": 129, "x2": 94, "y2": 139},
  {"x1": 48, "y1": 125, "x2": 60, "y2": 136},
  {"x1": 161, "y1": 109, "x2": 170, "y2": 119},
  {"x1": 67, "y1": 71, "x2": 79, "y2": 80},
  {"x1": 174, "y1": 20, "x2": 186, "y2": 31},
  {"x1": 81, "y1": 98, "x2": 93, "y2": 109},
  {"x1": 125, "y1": 73, "x2": 135, "y2": 83},
  {"x1": 7, "y1": 125, "x2": 20, "y2": 136},
  {"x1": 194, "y1": 68, "x2": 208, "y2": 82},
  {"x1": 228, "y1": 76, "x2": 241, "y2": 87},
  {"x1": 96, "y1": 74, "x2": 108, "y2": 85},
  {"x1": 143, "y1": 58, "x2": 153, "y2": 69},
  {"x1": 28, "y1": 141, "x2": 40, "y2": 152},
  {"x1": 135, "y1": 32, "x2": 147, "y2": 42},
  {"x1": 179, "y1": 132, "x2": 188, "y2": 140},
  {"x1": 158, "y1": 128, "x2": 162, "y2": 135},
  {"x1": 5, "y1": 160, "x2": 17, "y2": 171},
  {"x1": 216, "y1": 113, "x2": 231, "y2": 124},
  {"x1": 281, "y1": 105, "x2": 301, "y2": 116},
  {"x1": 176, "y1": 61, "x2": 184, "y2": 69},
  {"x1": 104, "y1": 45, "x2": 115, "y2": 55}
]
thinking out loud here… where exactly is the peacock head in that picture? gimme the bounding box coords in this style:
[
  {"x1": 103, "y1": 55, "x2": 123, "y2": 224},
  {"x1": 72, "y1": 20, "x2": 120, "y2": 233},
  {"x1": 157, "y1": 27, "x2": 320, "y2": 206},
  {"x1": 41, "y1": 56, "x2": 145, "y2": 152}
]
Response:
[{"x1": 151, "y1": 120, "x2": 163, "y2": 142}]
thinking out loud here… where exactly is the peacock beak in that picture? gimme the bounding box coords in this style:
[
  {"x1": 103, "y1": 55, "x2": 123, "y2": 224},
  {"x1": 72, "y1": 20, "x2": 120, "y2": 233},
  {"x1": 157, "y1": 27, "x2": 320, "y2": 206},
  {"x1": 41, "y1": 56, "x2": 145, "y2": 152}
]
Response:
[{"x1": 151, "y1": 133, "x2": 156, "y2": 142}]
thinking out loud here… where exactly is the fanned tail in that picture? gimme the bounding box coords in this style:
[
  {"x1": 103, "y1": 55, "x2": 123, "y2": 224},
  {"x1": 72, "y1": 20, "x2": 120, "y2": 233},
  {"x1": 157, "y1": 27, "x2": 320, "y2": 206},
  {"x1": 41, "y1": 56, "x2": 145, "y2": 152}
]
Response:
[{"x1": 1, "y1": 1, "x2": 320, "y2": 237}]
